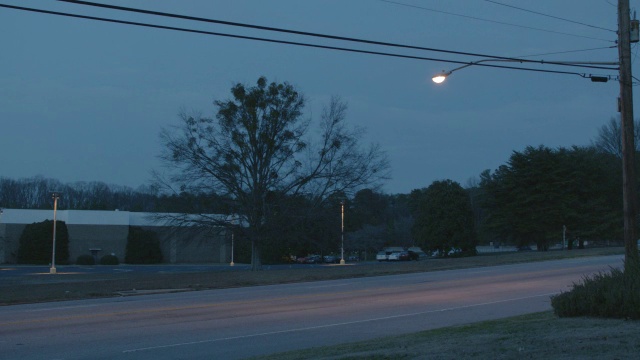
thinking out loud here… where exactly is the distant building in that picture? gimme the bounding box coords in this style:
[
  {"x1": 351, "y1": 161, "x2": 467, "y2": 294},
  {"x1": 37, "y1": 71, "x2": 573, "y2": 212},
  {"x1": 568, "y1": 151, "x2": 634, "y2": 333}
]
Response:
[{"x1": 0, "y1": 209, "x2": 230, "y2": 264}]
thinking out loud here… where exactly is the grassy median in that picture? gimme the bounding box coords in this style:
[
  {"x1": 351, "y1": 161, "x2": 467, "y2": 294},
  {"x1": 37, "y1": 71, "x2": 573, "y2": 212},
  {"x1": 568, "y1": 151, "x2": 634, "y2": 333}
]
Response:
[{"x1": 0, "y1": 247, "x2": 624, "y2": 305}]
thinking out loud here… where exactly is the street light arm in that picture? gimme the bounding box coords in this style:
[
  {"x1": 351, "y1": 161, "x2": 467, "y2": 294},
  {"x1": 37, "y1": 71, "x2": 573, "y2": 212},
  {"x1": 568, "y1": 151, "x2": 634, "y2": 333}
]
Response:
[
  {"x1": 432, "y1": 58, "x2": 618, "y2": 83},
  {"x1": 432, "y1": 58, "x2": 524, "y2": 83}
]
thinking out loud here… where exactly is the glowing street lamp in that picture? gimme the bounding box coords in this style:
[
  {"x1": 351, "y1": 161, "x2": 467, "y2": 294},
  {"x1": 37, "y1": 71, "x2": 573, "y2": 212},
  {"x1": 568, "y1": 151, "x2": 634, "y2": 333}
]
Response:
[
  {"x1": 432, "y1": 59, "x2": 512, "y2": 84},
  {"x1": 431, "y1": 74, "x2": 447, "y2": 84}
]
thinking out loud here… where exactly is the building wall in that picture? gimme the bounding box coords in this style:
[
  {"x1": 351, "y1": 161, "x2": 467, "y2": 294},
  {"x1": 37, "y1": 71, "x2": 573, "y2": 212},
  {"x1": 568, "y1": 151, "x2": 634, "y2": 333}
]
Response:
[
  {"x1": 67, "y1": 224, "x2": 130, "y2": 263},
  {"x1": 0, "y1": 224, "x2": 27, "y2": 264},
  {"x1": 152, "y1": 226, "x2": 229, "y2": 264},
  {"x1": 0, "y1": 209, "x2": 229, "y2": 264}
]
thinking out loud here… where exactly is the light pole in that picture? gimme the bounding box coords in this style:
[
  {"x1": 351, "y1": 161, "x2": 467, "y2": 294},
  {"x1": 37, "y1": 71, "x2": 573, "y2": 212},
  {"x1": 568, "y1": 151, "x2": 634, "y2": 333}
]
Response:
[
  {"x1": 340, "y1": 200, "x2": 345, "y2": 265},
  {"x1": 230, "y1": 230, "x2": 235, "y2": 267},
  {"x1": 50, "y1": 192, "x2": 60, "y2": 274},
  {"x1": 229, "y1": 214, "x2": 239, "y2": 266}
]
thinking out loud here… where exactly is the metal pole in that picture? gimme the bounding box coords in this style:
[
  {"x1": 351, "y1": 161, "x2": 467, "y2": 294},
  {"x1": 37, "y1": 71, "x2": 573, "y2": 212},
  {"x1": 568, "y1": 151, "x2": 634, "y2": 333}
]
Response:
[
  {"x1": 50, "y1": 193, "x2": 59, "y2": 274},
  {"x1": 230, "y1": 231, "x2": 235, "y2": 266},
  {"x1": 618, "y1": 0, "x2": 639, "y2": 270},
  {"x1": 340, "y1": 201, "x2": 345, "y2": 265}
]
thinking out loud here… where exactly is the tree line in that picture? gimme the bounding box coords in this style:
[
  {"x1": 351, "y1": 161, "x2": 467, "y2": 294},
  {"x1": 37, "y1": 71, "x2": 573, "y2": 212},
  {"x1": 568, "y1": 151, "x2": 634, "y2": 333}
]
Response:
[
  {"x1": 3, "y1": 139, "x2": 627, "y2": 263},
  {"x1": 0, "y1": 176, "x2": 229, "y2": 213}
]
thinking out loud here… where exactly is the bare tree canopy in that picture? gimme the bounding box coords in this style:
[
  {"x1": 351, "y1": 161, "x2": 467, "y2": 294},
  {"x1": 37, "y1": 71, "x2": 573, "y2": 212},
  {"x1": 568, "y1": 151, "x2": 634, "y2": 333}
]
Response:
[
  {"x1": 591, "y1": 117, "x2": 640, "y2": 158},
  {"x1": 157, "y1": 77, "x2": 390, "y2": 269}
]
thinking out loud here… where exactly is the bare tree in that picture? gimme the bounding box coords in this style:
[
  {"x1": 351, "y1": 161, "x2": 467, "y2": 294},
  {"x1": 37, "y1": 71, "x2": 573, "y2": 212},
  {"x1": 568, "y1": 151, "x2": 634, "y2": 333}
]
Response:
[
  {"x1": 156, "y1": 77, "x2": 390, "y2": 269},
  {"x1": 592, "y1": 117, "x2": 640, "y2": 157}
]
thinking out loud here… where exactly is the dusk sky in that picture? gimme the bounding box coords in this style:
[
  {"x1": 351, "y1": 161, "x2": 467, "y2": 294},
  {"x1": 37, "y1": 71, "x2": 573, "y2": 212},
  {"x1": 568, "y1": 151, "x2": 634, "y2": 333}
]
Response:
[{"x1": 0, "y1": 1, "x2": 635, "y2": 194}]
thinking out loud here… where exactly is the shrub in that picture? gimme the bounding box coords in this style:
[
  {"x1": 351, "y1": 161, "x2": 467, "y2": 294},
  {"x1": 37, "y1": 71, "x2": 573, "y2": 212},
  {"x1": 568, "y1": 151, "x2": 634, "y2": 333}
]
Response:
[
  {"x1": 125, "y1": 226, "x2": 163, "y2": 264},
  {"x1": 17, "y1": 220, "x2": 70, "y2": 265},
  {"x1": 99, "y1": 254, "x2": 119, "y2": 265},
  {"x1": 76, "y1": 254, "x2": 95, "y2": 265},
  {"x1": 551, "y1": 265, "x2": 640, "y2": 319}
]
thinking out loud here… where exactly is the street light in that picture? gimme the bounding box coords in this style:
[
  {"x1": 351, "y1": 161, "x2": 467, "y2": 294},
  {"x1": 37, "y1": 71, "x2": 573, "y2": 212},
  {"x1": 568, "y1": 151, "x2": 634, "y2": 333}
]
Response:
[
  {"x1": 340, "y1": 200, "x2": 345, "y2": 265},
  {"x1": 432, "y1": 59, "x2": 511, "y2": 83},
  {"x1": 432, "y1": 58, "x2": 618, "y2": 84},
  {"x1": 50, "y1": 192, "x2": 60, "y2": 274}
]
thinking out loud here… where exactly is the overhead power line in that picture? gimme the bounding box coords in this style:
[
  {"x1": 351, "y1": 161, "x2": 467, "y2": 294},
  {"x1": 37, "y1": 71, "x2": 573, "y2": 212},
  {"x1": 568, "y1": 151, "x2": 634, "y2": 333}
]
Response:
[
  {"x1": 516, "y1": 46, "x2": 618, "y2": 58},
  {"x1": 380, "y1": 0, "x2": 615, "y2": 43},
  {"x1": 483, "y1": 0, "x2": 616, "y2": 33},
  {"x1": 0, "y1": 3, "x2": 618, "y2": 80},
  {"x1": 55, "y1": 0, "x2": 618, "y2": 71}
]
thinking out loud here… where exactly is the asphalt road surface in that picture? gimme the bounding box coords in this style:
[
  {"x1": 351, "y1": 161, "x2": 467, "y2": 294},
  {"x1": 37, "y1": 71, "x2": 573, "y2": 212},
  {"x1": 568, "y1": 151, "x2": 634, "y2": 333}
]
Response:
[{"x1": 0, "y1": 255, "x2": 623, "y2": 360}]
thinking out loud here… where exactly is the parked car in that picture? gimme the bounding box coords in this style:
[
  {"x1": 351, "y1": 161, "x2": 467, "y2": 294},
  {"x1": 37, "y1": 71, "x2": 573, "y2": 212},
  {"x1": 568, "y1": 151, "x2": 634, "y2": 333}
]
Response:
[
  {"x1": 407, "y1": 250, "x2": 428, "y2": 261},
  {"x1": 305, "y1": 255, "x2": 322, "y2": 264},
  {"x1": 388, "y1": 252, "x2": 402, "y2": 261},
  {"x1": 376, "y1": 251, "x2": 389, "y2": 261},
  {"x1": 323, "y1": 255, "x2": 338, "y2": 264},
  {"x1": 398, "y1": 251, "x2": 411, "y2": 261}
]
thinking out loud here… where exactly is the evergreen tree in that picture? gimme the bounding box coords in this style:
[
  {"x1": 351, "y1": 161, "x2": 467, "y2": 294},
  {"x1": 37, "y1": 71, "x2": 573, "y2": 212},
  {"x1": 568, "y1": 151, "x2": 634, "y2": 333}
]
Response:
[
  {"x1": 17, "y1": 220, "x2": 69, "y2": 265},
  {"x1": 411, "y1": 180, "x2": 477, "y2": 257}
]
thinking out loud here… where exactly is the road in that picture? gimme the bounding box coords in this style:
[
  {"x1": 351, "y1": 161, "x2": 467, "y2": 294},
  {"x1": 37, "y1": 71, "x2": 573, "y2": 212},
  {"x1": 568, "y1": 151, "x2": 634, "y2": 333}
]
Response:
[{"x1": 0, "y1": 255, "x2": 623, "y2": 359}]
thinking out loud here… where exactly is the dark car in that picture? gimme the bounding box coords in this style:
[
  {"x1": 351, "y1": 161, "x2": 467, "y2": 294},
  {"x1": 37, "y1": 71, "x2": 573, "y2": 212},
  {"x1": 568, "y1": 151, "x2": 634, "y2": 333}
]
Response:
[
  {"x1": 407, "y1": 250, "x2": 427, "y2": 261},
  {"x1": 305, "y1": 255, "x2": 322, "y2": 264}
]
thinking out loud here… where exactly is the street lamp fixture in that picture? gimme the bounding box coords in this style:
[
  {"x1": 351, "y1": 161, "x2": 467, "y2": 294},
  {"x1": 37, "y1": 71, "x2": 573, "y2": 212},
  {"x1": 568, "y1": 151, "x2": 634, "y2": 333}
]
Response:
[
  {"x1": 432, "y1": 58, "x2": 518, "y2": 84},
  {"x1": 431, "y1": 74, "x2": 447, "y2": 84}
]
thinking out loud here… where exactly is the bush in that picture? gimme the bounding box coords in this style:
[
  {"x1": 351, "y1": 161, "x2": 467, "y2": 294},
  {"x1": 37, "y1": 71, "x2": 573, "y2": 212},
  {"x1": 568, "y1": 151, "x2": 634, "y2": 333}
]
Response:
[
  {"x1": 76, "y1": 254, "x2": 95, "y2": 265},
  {"x1": 125, "y1": 227, "x2": 163, "y2": 264},
  {"x1": 551, "y1": 265, "x2": 640, "y2": 319},
  {"x1": 17, "y1": 220, "x2": 70, "y2": 265},
  {"x1": 99, "y1": 254, "x2": 119, "y2": 265}
]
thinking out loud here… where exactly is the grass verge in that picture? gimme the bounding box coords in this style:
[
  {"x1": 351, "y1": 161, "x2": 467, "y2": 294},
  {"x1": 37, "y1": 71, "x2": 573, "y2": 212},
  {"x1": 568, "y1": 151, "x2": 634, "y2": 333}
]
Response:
[
  {"x1": 0, "y1": 247, "x2": 624, "y2": 305},
  {"x1": 247, "y1": 311, "x2": 640, "y2": 360}
]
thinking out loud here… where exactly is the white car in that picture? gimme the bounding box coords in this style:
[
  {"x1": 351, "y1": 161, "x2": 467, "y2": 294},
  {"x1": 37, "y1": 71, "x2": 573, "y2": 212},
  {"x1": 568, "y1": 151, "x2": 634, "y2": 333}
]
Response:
[
  {"x1": 376, "y1": 251, "x2": 388, "y2": 261},
  {"x1": 387, "y1": 252, "x2": 402, "y2": 261}
]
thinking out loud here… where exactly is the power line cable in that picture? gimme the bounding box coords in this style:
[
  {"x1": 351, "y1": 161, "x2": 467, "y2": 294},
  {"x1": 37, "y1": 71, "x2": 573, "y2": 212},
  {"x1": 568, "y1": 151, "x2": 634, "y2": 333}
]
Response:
[
  {"x1": 55, "y1": 0, "x2": 617, "y2": 70},
  {"x1": 516, "y1": 46, "x2": 618, "y2": 58},
  {"x1": 380, "y1": 0, "x2": 615, "y2": 43},
  {"x1": 0, "y1": 3, "x2": 618, "y2": 79},
  {"x1": 483, "y1": 0, "x2": 616, "y2": 33}
]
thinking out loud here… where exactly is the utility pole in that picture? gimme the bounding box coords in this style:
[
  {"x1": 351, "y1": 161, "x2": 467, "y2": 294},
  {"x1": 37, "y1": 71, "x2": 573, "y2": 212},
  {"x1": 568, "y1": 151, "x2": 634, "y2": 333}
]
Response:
[{"x1": 618, "y1": 0, "x2": 639, "y2": 271}]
